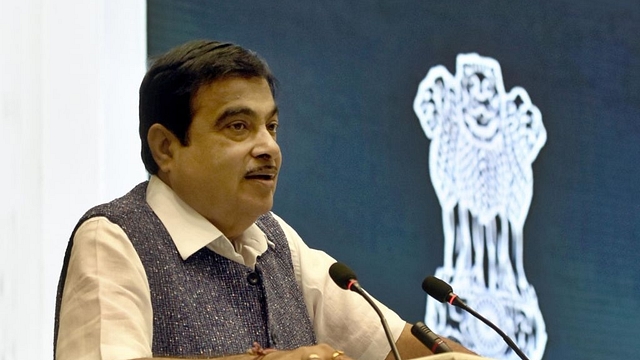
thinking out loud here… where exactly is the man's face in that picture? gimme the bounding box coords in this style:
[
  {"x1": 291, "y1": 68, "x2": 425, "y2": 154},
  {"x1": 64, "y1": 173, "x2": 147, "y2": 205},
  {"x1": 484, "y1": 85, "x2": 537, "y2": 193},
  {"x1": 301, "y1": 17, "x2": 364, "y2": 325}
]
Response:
[{"x1": 166, "y1": 76, "x2": 281, "y2": 237}]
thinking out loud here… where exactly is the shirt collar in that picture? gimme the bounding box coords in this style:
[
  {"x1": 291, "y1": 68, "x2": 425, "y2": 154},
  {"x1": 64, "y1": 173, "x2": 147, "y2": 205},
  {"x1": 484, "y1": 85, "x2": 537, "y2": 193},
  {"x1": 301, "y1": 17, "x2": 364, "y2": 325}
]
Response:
[{"x1": 145, "y1": 175, "x2": 273, "y2": 265}]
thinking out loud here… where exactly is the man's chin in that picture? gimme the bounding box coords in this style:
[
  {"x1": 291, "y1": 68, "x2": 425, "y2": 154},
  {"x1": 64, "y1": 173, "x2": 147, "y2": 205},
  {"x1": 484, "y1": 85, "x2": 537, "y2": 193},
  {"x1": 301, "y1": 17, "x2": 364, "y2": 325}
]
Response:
[{"x1": 245, "y1": 199, "x2": 274, "y2": 218}]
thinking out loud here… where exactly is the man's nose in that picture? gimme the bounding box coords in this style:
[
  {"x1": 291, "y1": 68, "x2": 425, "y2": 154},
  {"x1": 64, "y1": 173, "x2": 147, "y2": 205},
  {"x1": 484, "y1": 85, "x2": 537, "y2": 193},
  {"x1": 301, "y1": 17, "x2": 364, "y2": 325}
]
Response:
[{"x1": 252, "y1": 128, "x2": 280, "y2": 160}]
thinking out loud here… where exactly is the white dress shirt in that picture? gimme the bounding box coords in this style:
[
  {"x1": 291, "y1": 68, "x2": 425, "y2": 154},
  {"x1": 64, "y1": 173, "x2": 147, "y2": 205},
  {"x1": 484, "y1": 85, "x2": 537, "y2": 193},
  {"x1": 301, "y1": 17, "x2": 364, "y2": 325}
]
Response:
[{"x1": 56, "y1": 176, "x2": 405, "y2": 360}]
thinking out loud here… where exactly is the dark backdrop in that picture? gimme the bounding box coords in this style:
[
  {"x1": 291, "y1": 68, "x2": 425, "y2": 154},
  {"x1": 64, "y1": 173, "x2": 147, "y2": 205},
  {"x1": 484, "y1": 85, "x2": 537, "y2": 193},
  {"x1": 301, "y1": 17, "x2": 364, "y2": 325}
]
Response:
[{"x1": 147, "y1": 1, "x2": 640, "y2": 359}]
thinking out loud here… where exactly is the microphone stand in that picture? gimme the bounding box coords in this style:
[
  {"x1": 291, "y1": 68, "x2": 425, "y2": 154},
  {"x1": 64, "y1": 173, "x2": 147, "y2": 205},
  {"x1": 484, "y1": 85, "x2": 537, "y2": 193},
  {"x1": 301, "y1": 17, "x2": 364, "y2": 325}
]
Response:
[
  {"x1": 456, "y1": 301, "x2": 530, "y2": 360},
  {"x1": 350, "y1": 283, "x2": 402, "y2": 360}
]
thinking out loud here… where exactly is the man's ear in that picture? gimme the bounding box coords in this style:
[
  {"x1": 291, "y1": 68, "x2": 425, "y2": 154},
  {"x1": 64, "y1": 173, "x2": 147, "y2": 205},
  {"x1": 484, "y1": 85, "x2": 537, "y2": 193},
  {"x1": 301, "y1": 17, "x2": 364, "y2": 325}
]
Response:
[{"x1": 147, "y1": 123, "x2": 181, "y2": 173}]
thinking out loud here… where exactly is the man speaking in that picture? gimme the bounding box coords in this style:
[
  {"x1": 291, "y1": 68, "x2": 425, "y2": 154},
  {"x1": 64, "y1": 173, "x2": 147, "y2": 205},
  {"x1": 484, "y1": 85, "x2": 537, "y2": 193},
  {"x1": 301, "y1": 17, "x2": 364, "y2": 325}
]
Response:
[{"x1": 54, "y1": 40, "x2": 472, "y2": 360}]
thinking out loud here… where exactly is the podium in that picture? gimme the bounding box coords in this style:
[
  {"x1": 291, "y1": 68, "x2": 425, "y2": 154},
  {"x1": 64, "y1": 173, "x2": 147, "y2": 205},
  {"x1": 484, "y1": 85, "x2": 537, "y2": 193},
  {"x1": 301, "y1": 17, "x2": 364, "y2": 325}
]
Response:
[{"x1": 411, "y1": 353, "x2": 496, "y2": 360}]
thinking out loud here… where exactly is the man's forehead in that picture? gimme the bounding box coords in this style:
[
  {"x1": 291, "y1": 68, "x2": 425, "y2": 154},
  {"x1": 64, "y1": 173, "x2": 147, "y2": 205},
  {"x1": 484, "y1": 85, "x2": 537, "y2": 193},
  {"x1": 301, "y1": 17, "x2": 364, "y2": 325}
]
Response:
[
  {"x1": 194, "y1": 76, "x2": 272, "y2": 100},
  {"x1": 191, "y1": 77, "x2": 276, "y2": 118}
]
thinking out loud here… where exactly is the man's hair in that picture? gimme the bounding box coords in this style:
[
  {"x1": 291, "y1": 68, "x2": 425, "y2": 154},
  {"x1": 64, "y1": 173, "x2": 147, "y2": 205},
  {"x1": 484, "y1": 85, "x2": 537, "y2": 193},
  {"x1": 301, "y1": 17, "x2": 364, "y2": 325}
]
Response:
[{"x1": 139, "y1": 40, "x2": 277, "y2": 174}]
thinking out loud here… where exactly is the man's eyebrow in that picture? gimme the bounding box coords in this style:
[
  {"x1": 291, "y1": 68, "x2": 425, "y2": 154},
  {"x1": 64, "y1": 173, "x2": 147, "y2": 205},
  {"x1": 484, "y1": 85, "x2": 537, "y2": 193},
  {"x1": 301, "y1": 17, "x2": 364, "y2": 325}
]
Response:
[{"x1": 214, "y1": 106, "x2": 279, "y2": 126}]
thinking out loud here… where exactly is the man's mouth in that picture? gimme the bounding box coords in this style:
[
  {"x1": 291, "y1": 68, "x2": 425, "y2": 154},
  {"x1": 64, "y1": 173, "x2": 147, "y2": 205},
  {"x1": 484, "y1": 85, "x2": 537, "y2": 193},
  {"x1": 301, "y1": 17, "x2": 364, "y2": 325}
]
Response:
[{"x1": 244, "y1": 166, "x2": 278, "y2": 181}]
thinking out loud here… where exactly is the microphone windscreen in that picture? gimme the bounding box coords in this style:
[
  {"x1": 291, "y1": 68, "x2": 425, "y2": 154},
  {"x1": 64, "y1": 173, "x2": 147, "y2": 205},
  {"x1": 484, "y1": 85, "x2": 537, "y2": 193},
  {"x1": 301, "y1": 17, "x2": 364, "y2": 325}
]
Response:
[
  {"x1": 329, "y1": 262, "x2": 357, "y2": 289},
  {"x1": 422, "y1": 276, "x2": 453, "y2": 303}
]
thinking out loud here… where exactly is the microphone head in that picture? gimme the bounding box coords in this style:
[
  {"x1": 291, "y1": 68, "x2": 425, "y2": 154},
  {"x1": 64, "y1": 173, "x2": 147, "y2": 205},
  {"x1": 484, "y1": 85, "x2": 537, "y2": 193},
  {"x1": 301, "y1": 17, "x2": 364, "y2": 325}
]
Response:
[
  {"x1": 329, "y1": 262, "x2": 358, "y2": 290},
  {"x1": 422, "y1": 276, "x2": 453, "y2": 303}
]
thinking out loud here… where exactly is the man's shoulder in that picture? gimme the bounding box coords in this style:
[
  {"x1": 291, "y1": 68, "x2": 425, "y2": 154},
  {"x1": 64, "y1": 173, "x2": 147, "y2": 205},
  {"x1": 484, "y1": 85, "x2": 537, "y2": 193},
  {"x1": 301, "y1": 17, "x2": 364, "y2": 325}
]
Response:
[{"x1": 79, "y1": 181, "x2": 150, "y2": 225}]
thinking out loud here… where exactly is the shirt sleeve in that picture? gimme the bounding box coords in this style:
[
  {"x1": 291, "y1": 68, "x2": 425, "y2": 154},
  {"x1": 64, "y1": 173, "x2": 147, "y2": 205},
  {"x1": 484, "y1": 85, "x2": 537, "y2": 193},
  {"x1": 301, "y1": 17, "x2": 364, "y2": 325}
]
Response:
[
  {"x1": 271, "y1": 213, "x2": 407, "y2": 360},
  {"x1": 56, "y1": 217, "x2": 153, "y2": 360}
]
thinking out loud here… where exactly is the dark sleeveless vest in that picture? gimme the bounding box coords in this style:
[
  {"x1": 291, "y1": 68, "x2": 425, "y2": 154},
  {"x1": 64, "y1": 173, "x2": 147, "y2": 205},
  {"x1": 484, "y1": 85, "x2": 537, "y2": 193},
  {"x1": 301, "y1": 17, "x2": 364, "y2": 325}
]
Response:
[{"x1": 54, "y1": 182, "x2": 316, "y2": 358}]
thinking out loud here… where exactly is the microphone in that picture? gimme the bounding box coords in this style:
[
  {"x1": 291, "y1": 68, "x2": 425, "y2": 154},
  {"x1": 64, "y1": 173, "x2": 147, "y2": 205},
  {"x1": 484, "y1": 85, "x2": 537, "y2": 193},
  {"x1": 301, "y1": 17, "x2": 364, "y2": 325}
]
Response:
[
  {"x1": 410, "y1": 321, "x2": 452, "y2": 354},
  {"x1": 329, "y1": 262, "x2": 402, "y2": 360},
  {"x1": 422, "y1": 275, "x2": 466, "y2": 307},
  {"x1": 422, "y1": 276, "x2": 530, "y2": 360}
]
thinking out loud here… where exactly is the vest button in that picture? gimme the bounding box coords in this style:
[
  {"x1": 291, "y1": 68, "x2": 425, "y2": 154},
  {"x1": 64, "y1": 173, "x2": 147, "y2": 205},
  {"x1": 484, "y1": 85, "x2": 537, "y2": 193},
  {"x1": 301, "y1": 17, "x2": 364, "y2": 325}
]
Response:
[{"x1": 247, "y1": 272, "x2": 261, "y2": 285}]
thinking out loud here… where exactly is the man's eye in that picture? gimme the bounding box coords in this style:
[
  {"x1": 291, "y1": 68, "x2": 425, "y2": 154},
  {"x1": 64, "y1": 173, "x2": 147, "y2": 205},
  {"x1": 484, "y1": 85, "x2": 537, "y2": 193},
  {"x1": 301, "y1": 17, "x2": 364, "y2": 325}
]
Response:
[
  {"x1": 267, "y1": 123, "x2": 279, "y2": 133},
  {"x1": 229, "y1": 122, "x2": 247, "y2": 131}
]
